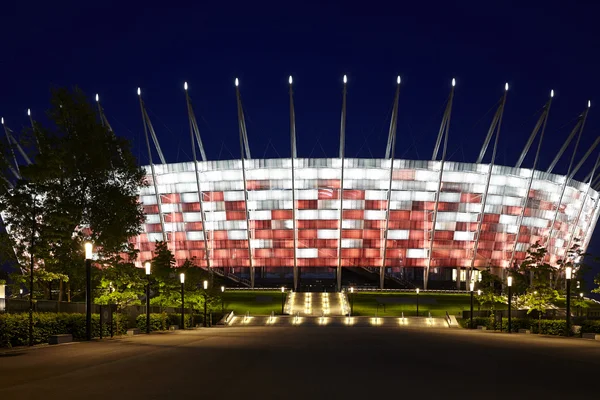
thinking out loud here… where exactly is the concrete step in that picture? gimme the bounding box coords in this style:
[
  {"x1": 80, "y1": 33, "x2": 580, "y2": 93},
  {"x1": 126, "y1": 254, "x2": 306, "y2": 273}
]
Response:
[
  {"x1": 227, "y1": 315, "x2": 449, "y2": 328},
  {"x1": 285, "y1": 292, "x2": 350, "y2": 316}
]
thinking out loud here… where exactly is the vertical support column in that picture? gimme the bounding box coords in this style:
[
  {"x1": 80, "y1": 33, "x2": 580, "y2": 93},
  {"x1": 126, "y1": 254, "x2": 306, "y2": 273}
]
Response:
[
  {"x1": 184, "y1": 83, "x2": 212, "y2": 273},
  {"x1": 289, "y1": 76, "x2": 299, "y2": 291},
  {"x1": 509, "y1": 93, "x2": 553, "y2": 269},
  {"x1": 336, "y1": 75, "x2": 348, "y2": 292},
  {"x1": 426, "y1": 79, "x2": 456, "y2": 290},
  {"x1": 235, "y1": 79, "x2": 254, "y2": 288},
  {"x1": 470, "y1": 85, "x2": 507, "y2": 279},
  {"x1": 381, "y1": 77, "x2": 401, "y2": 290},
  {"x1": 138, "y1": 88, "x2": 167, "y2": 243}
]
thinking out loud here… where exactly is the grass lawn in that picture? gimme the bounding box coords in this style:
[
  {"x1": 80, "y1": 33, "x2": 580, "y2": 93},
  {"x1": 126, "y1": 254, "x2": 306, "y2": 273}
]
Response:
[
  {"x1": 350, "y1": 292, "x2": 507, "y2": 317},
  {"x1": 222, "y1": 291, "x2": 285, "y2": 315}
]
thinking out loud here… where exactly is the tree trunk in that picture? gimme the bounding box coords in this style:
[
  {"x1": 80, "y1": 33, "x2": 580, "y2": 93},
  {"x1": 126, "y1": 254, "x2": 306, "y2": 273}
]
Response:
[
  {"x1": 48, "y1": 281, "x2": 53, "y2": 300},
  {"x1": 58, "y1": 279, "x2": 63, "y2": 302},
  {"x1": 67, "y1": 281, "x2": 71, "y2": 302}
]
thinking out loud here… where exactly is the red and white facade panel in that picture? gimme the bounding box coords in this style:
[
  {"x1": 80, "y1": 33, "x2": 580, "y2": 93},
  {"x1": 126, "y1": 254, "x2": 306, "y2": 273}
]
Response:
[{"x1": 133, "y1": 158, "x2": 599, "y2": 271}]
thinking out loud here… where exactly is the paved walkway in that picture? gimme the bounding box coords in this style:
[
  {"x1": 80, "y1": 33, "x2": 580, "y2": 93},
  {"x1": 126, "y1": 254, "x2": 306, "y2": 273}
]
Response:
[{"x1": 1, "y1": 328, "x2": 599, "y2": 399}]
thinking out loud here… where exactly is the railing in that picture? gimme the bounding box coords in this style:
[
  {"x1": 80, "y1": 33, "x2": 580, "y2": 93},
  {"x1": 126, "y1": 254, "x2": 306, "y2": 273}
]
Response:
[
  {"x1": 205, "y1": 267, "x2": 251, "y2": 287},
  {"x1": 224, "y1": 311, "x2": 235, "y2": 325},
  {"x1": 343, "y1": 286, "x2": 470, "y2": 294},
  {"x1": 445, "y1": 311, "x2": 452, "y2": 327}
]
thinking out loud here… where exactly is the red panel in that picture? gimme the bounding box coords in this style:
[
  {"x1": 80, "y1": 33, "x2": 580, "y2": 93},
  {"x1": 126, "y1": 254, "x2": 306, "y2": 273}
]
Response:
[
  {"x1": 272, "y1": 210, "x2": 293, "y2": 219},
  {"x1": 225, "y1": 201, "x2": 245, "y2": 211},
  {"x1": 182, "y1": 203, "x2": 201, "y2": 212},
  {"x1": 143, "y1": 205, "x2": 159, "y2": 214},
  {"x1": 342, "y1": 230, "x2": 363, "y2": 239},
  {"x1": 363, "y1": 229, "x2": 381, "y2": 239},
  {"x1": 365, "y1": 200, "x2": 387, "y2": 210},
  {"x1": 298, "y1": 229, "x2": 317, "y2": 239},
  {"x1": 226, "y1": 211, "x2": 246, "y2": 220},
  {"x1": 343, "y1": 190, "x2": 365, "y2": 200},
  {"x1": 203, "y1": 192, "x2": 224, "y2": 202},
  {"x1": 461, "y1": 193, "x2": 482, "y2": 203},
  {"x1": 164, "y1": 213, "x2": 184, "y2": 223},
  {"x1": 318, "y1": 188, "x2": 339, "y2": 199},
  {"x1": 343, "y1": 210, "x2": 364, "y2": 220},
  {"x1": 297, "y1": 200, "x2": 318, "y2": 209}
]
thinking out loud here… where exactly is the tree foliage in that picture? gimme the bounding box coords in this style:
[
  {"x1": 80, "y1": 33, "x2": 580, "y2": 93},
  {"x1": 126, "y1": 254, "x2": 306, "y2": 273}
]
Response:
[{"x1": 0, "y1": 87, "x2": 146, "y2": 300}]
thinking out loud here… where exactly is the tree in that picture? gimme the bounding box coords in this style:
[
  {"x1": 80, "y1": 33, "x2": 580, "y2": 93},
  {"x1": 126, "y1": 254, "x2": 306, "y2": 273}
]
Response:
[
  {"x1": 149, "y1": 241, "x2": 179, "y2": 309},
  {"x1": 519, "y1": 242, "x2": 558, "y2": 332},
  {"x1": 0, "y1": 87, "x2": 146, "y2": 301},
  {"x1": 477, "y1": 270, "x2": 503, "y2": 314}
]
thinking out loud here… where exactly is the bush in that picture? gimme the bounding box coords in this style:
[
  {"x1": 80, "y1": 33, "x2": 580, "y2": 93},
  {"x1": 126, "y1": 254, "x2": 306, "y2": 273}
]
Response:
[
  {"x1": 0, "y1": 312, "x2": 129, "y2": 348},
  {"x1": 581, "y1": 320, "x2": 600, "y2": 334},
  {"x1": 136, "y1": 313, "x2": 205, "y2": 331},
  {"x1": 458, "y1": 316, "x2": 567, "y2": 335}
]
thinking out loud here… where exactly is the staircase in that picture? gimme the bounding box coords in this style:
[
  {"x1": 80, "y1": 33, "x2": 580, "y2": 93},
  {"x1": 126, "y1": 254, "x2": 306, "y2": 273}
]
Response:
[
  {"x1": 361, "y1": 267, "x2": 416, "y2": 289},
  {"x1": 285, "y1": 292, "x2": 349, "y2": 316}
]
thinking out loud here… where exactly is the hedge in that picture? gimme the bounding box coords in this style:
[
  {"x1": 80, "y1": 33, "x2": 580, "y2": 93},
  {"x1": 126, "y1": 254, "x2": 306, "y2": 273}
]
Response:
[
  {"x1": 458, "y1": 316, "x2": 600, "y2": 336},
  {"x1": 0, "y1": 312, "x2": 129, "y2": 348},
  {"x1": 135, "y1": 313, "x2": 205, "y2": 332}
]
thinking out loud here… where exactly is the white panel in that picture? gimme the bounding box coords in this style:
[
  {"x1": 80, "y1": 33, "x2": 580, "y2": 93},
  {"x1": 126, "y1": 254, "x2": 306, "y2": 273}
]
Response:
[
  {"x1": 365, "y1": 210, "x2": 386, "y2": 220},
  {"x1": 454, "y1": 231, "x2": 474, "y2": 241},
  {"x1": 250, "y1": 239, "x2": 273, "y2": 248},
  {"x1": 506, "y1": 225, "x2": 518, "y2": 234},
  {"x1": 365, "y1": 190, "x2": 387, "y2": 200},
  {"x1": 296, "y1": 189, "x2": 319, "y2": 200},
  {"x1": 499, "y1": 215, "x2": 518, "y2": 225},
  {"x1": 228, "y1": 230, "x2": 248, "y2": 240},
  {"x1": 223, "y1": 191, "x2": 245, "y2": 201},
  {"x1": 342, "y1": 220, "x2": 364, "y2": 229},
  {"x1": 317, "y1": 230, "x2": 338, "y2": 239},
  {"x1": 414, "y1": 192, "x2": 436, "y2": 202},
  {"x1": 435, "y1": 221, "x2": 456, "y2": 231},
  {"x1": 456, "y1": 212, "x2": 477, "y2": 222},
  {"x1": 148, "y1": 233, "x2": 164, "y2": 242},
  {"x1": 342, "y1": 200, "x2": 365, "y2": 209},
  {"x1": 437, "y1": 212, "x2": 457, "y2": 222},
  {"x1": 414, "y1": 170, "x2": 439, "y2": 182},
  {"x1": 204, "y1": 211, "x2": 227, "y2": 221},
  {"x1": 522, "y1": 217, "x2": 548, "y2": 228},
  {"x1": 183, "y1": 212, "x2": 203, "y2": 222},
  {"x1": 161, "y1": 203, "x2": 179, "y2": 213},
  {"x1": 297, "y1": 248, "x2": 318, "y2": 258},
  {"x1": 439, "y1": 192, "x2": 461, "y2": 202},
  {"x1": 319, "y1": 210, "x2": 339, "y2": 220},
  {"x1": 391, "y1": 191, "x2": 412, "y2": 201},
  {"x1": 145, "y1": 214, "x2": 161, "y2": 224},
  {"x1": 249, "y1": 210, "x2": 271, "y2": 220},
  {"x1": 388, "y1": 230, "x2": 409, "y2": 240},
  {"x1": 141, "y1": 195, "x2": 157, "y2": 205},
  {"x1": 341, "y1": 239, "x2": 362, "y2": 248},
  {"x1": 297, "y1": 210, "x2": 318, "y2": 220},
  {"x1": 186, "y1": 231, "x2": 204, "y2": 240},
  {"x1": 406, "y1": 249, "x2": 426, "y2": 258},
  {"x1": 181, "y1": 192, "x2": 199, "y2": 203},
  {"x1": 466, "y1": 203, "x2": 482, "y2": 213}
]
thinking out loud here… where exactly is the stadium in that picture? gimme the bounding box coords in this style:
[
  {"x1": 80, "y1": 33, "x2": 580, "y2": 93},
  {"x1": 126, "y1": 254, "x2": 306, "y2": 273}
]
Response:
[
  {"x1": 4, "y1": 77, "x2": 600, "y2": 291},
  {"x1": 131, "y1": 78, "x2": 600, "y2": 291}
]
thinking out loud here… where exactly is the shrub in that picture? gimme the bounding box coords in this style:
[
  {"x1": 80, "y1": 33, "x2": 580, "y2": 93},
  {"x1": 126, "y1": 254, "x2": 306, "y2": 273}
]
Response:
[
  {"x1": 136, "y1": 313, "x2": 204, "y2": 331},
  {"x1": 581, "y1": 320, "x2": 600, "y2": 334},
  {"x1": 0, "y1": 312, "x2": 129, "y2": 348}
]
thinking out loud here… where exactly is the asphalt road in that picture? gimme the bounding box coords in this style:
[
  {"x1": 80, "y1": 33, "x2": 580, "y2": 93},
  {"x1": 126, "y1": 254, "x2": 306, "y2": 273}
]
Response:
[{"x1": 0, "y1": 327, "x2": 598, "y2": 399}]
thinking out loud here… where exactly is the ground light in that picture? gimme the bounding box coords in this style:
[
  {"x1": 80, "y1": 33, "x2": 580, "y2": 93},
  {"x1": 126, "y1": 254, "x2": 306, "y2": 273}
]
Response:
[
  {"x1": 469, "y1": 281, "x2": 474, "y2": 329},
  {"x1": 145, "y1": 262, "x2": 151, "y2": 334},
  {"x1": 203, "y1": 280, "x2": 209, "y2": 327},
  {"x1": 85, "y1": 242, "x2": 93, "y2": 341},
  {"x1": 180, "y1": 273, "x2": 185, "y2": 329},
  {"x1": 566, "y1": 266, "x2": 572, "y2": 336},
  {"x1": 507, "y1": 276, "x2": 513, "y2": 334}
]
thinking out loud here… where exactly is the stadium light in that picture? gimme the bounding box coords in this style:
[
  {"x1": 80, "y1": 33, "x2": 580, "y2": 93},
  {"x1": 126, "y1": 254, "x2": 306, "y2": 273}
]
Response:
[
  {"x1": 27, "y1": 109, "x2": 31, "y2": 116},
  {"x1": 588, "y1": 100, "x2": 591, "y2": 108},
  {"x1": 1, "y1": 117, "x2": 4, "y2": 125},
  {"x1": 235, "y1": 78, "x2": 239, "y2": 87},
  {"x1": 551, "y1": 89, "x2": 554, "y2": 98},
  {"x1": 343, "y1": 75, "x2": 347, "y2": 84},
  {"x1": 505, "y1": 82, "x2": 509, "y2": 91},
  {"x1": 289, "y1": 75, "x2": 293, "y2": 85},
  {"x1": 137, "y1": 87, "x2": 141, "y2": 96},
  {"x1": 452, "y1": 78, "x2": 456, "y2": 87},
  {"x1": 95, "y1": 94, "x2": 99, "y2": 102},
  {"x1": 397, "y1": 76, "x2": 401, "y2": 85},
  {"x1": 184, "y1": 82, "x2": 188, "y2": 91}
]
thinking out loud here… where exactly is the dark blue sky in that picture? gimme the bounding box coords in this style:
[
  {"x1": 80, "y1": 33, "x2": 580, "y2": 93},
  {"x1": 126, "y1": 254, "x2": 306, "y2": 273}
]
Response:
[{"x1": 2, "y1": 0, "x2": 600, "y2": 287}]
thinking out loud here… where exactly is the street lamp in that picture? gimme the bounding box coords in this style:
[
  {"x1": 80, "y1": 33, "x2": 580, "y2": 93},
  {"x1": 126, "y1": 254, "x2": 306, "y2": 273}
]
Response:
[
  {"x1": 469, "y1": 281, "x2": 474, "y2": 329},
  {"x1": 84, "y1": 242, "x2": 93, "y2": 341},
  {"x1": 350, "y1": 287, "x2": 354, "y2": 316},
  {"x1": 145, "y1": 262, "x2": 151, "y2": 334},
  {"x1": 566, "y1": 266, "x2": 572, "y2": 336},
  {"x1": 180, "y1": 273, "x2": 185, "y2": 329},
  {"x1": 416, "y1": 288, "x2": 420, "y2": 317},
  {"x1": 507, "y1": 276, "x2": 513, "y2": 334},
  {"x1": 221, "y1": 286, "x2": 225, "y2": 314},
  {"x1": 203, "y1": 280, "x2": 208, "y2": 327},
  {"x1": 281, "y1": 286, "x2": 285, "y2": 315},
  {"x1": 579, "y1": 292, "x2": 584, "y2": 317},
  {"x1": 19, "y1": 288, "x2": 23, "y2": 299}
]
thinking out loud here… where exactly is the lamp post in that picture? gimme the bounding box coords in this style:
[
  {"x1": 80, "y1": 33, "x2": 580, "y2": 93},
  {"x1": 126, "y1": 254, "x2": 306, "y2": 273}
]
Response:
[
  {"x1": 507, "y1": 276, "x2": 513, "y2": 334},
  {"x1": 221, "y1": 285, "x2": 225, "y2": 314},
  {"x1": 350, "y1": 287, "x2": 354, "y2": 316},
  {"x1": 281, "y1": 286, "x2": 285, "y2": 315},
  {"x1": 566, "y1": 266, "x2": 572, "y2": 336},
  {"x1": 469, "y1": 281, "x2": 474, "y2": 329},
  {"x1": 180, "y1": 273, "x2": 185, "y2": 329},
  {"x1": 19, "y1": 288, "x2": 23, "y2": 299},
  {"x1": 579, "y1": 292, "x2": 584, "y2": 317},
  {"x1": 203, "y1": 280, "x2": 208, "y2": 327},
  {"x1": 85, "y1": 242, "x2": 93, "y2": 341},
  {"x1": 145, "y1": 262, "x2": 151, "y2": 334},
  {"x1": 416, "y1": 288, "x2": 419, "y2": 317}
]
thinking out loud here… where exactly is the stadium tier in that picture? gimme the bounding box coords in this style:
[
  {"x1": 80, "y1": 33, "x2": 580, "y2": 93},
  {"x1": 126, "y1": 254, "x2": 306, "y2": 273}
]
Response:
[{"x1": 134, "y1": 157, "x2": 599, "y2": 288}]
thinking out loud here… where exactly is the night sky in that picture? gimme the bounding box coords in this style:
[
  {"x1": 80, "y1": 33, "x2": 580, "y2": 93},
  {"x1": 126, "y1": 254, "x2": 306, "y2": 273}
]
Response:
[{"x1": 2, "y1": 1, "x2": 600, "y2": 287}]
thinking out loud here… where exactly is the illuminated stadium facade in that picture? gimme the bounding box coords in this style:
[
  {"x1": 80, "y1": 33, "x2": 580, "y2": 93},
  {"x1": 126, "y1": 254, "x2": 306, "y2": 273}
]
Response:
[
  {"x1": 4, "y1": 76, "x2": 598, "y2": 291},
  {"x1": 130, "y1": 77, "x2": 600, "y2": 291}
]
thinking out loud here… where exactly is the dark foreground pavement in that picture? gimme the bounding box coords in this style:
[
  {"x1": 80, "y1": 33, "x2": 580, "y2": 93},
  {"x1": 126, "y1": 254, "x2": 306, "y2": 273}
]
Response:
[{"x1": 0, "y1": 327, "x2": 598, "y2": 399}]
